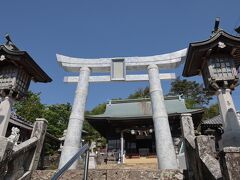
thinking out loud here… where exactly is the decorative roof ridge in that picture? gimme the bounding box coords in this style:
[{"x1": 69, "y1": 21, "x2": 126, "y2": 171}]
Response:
[
  {"x1": 0, "y1": 45, "x2": 25, "y2": 55},
  {"x1": 4, "y1": 34, "x2": 20, "y2": 51},
  {"x1": 0, "y1": 36, "x2": 52, "y2": 83},
  {"x1": 189, "y1": 30, "x2": 240, "y2": 48},
  {"x1": 10, "y1": 112, "x2": 33, "y2": 125},
  {"x1": 108, "y1": 95, "x2": 182, "y2": 104}
]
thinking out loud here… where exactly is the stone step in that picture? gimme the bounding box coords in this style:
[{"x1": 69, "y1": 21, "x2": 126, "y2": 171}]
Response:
[{"x1": 31, "y1": 169, "x2": 184, "y2": 180}]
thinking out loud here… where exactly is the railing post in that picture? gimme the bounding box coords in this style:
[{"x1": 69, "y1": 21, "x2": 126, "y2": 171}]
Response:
[
  {"x1": 83, "y1": 150, "x2": 90, "y2": 180},
  {"x1": 29, "y1": 118, "x2": 48, "y2": 171},
  {"x1": 0, "y1": 136, "x2": 14, "y2": 179}
]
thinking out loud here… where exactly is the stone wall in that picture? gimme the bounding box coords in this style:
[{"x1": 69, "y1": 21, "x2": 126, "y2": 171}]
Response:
[
  {"x1": 181, "y1": 114, "x2": 223, "y2": 180},
  {"x1": 31, "y1": 169, "x2": 184, "y2": 180},
  {"x1": 181, "y1": 113, "x2": 240, "y2": 180},
  {"x1": 220, "y1": 147, "x2": 240, "y2": 180}
]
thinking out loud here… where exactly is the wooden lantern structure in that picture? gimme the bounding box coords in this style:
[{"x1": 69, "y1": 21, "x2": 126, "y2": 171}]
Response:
[
  {"x1": 0, "y1": 36, "x2": 52, "y2": 99},
  {"x1": 0, "y1": 35, "x2": 52, "y2": 136},
  {"x1": 183, "y1": 30, "x2": 240, "y2": 94},
  {"x1": 183, "y1": 20, "x2": 240, "y2": 147}
]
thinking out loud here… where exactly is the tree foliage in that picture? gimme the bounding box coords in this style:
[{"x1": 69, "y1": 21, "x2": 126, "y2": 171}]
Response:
[
  {"x1": 87, "y1": 103, "x2": 106, "y2": 115},
  {"x1": 14, "y1": 91, "x2": 45, "y2": 122},
  {"x1": 85, "y1": 103, "x2": 107, "y2": 146},
  {"x1": 203, "y1": 103, "x2": 219, "y2": 120},
  {"x1": 43, "y1": 103, "x2": 71, "y2": 137},
  {"x1": 128, "y1": 87, "x2": 150, "y2": 99},
  {"x1": 14, "y1": 91, "x2": 105, "y2": 149},
  {"x1": 169, "y1": 77, "x2": 212, "y2": 108},
  {"x1": 14, "y1": 91, "x2": 71, "y2": 138}
]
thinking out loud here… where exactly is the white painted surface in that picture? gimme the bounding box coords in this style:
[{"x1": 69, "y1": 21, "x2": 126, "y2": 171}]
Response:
[
  {"x1": 58, "y1": 67, "x2": 90, "y2": 169},
  {"x1": 148, "y1": 64, "x2": 178, "y2": 169}
]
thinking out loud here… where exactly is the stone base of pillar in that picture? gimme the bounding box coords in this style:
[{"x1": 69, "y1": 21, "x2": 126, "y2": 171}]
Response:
[{"x1": 220, "y1": 147, "x2": 240, "y2": 180}]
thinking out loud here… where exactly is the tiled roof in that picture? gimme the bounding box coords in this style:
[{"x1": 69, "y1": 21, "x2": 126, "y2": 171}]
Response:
[
  {"x1": 202, "y1": 115, "x2": 223, "y2": 125},
  {"x1": 10, "y1": 112, "x2": 33, "y2": 130},
  {"x1": 87, "y1": 96, "x2": 203, "y2": 119},
  {"x1": 202, "y1": 112, "x2": 240, "y2": 126}
]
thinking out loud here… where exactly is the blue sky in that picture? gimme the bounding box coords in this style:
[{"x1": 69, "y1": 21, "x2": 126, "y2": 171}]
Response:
[{"x1": 1, "y1": 1, "x2": 240, "y2": 110}]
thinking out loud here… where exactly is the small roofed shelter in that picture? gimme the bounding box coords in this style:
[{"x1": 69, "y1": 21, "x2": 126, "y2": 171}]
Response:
[
  {"x1": 86, "y1": 96, "x2": 204, "y2": 161},
  {"x1": 0, "y1": 35, "x2": 52, "y2": 137},
  {"x1": 0, "y1": 36, "x2": 52, "y2": 99},
  {"x1": 182, "y1": 26, "x2": 240, "y2": 147},
  {"x1": 182, "y1": 30, "x2": 240, "y2": 94}
]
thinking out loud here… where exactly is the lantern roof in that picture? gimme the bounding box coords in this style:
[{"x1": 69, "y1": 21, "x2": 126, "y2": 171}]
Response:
[
  {"x1": 183, "y1": 30, "x2": 240, "y2": 77},
  {"x1": 0, "y1": 36, "x2": 52, "y2": 83}
]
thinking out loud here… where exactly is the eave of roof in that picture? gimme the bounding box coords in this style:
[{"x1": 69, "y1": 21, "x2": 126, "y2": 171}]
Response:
[
  {"x1": 202, "y1": 115, "x2": 223, "y2": 125},
  {"x1": 86, "y1": 109, "x2": 204, "y2": 120},
  {"x1": 86, "y1": 97, "x2": 204, "y2": 120},
  {"x1": 183, "y1": 30, "x2": 240, "y2": 77},
  {"x1": 0, "y1": 45, "x2": 52, "y2": 83}
]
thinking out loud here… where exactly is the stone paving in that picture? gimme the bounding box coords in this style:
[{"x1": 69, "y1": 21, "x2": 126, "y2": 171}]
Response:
[{"x1": 96, "y1": 162, "x2": 158, "y2": 170}]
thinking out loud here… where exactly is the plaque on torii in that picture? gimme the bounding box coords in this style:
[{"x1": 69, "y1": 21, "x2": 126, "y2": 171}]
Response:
[{"x1": 57, "y1": 48, "x2": 187, "y2": 170}]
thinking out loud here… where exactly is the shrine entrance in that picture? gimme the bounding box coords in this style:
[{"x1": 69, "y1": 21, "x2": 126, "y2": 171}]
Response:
[{"x1": 57, "y1": 49, "x2": 187, "y2": 169}]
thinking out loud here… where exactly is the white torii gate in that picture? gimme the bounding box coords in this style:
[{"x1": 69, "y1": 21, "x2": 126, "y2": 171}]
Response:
[{"x1": 57, "y1": 48, "x2": 187, "y2": 170}]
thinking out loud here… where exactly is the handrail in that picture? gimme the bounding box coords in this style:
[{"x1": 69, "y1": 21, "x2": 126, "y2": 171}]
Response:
[{"x1": 51, "y1": 143, "x2": 89, "y2": 180}]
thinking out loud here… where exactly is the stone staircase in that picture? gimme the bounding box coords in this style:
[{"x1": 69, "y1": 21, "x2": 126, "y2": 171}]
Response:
[{"x1": 31, "y1": 169, "x2": 184, "y2": 180}]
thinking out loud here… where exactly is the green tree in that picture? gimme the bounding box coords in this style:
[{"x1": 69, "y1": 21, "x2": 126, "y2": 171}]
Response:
[
  {"x1": 85, "y1": 103, "x2": 107, "y2": 146},
  {"x1": 203, "y1": 103, "x2": 219, "y2": 120},
  {"x1": 87, "y1": 103, "x2": 106, "y2": 115},
  {"x1": 14, "y1": 91, "x2": 71, "y2": 137},
  {"x1": 14, "y1": 91, "x2": 45, "y2": 122},
  {"x1": 169, "y1": 77, "x2": 212, "y2": 108},
  {"x1": 128, "y1": 87, "x2": 150, "y2": 99},
  {"x1": 43, "y1": 103, "x2": 71, "y2": 137}
]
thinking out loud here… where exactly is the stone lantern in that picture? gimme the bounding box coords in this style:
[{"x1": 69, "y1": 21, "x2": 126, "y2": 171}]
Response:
[
  {"x1": 0, "y1": 35, "x2": 52, "y2": 136},
  {"x1": 183, "y1": 20, "x2": 240, "y2": 147}
]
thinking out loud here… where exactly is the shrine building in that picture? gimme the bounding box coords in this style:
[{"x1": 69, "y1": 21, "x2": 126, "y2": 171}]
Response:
[{"x1": 86, "y1": 96, "x2": 204, "y2": 163}]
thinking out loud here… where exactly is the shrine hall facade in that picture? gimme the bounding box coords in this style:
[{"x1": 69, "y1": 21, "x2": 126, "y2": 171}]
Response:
[{"x1": 86, "y1": 96, "x2": 203, "y2": 160}]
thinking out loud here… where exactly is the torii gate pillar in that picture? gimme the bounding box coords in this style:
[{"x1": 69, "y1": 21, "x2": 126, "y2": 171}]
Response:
[
  {"x1": 148, "y1": 64, "x2": 178, "y2": 169},
  {"x1": 58, "y1": 67, "x2": 90, "y2": 169}
]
